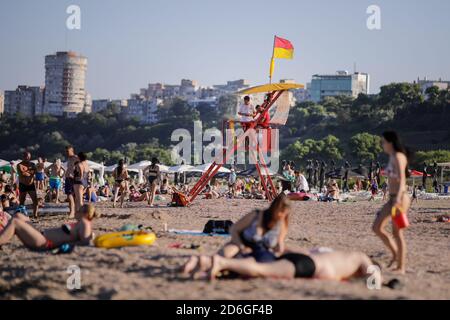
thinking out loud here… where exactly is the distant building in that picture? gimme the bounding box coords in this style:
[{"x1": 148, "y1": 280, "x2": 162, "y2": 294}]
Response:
[
  {"x1": 416, "y1": 77, "x2": 450, "y2": 95},
  {"x1": 0, "y1": 91, "x2": 4, "y2": 115},
  {"x1": 292, "y1": 83, "x2": 312, "y2": 103},
  {"x1": 310, "y1": 71, "x2": 370, "y2": 103},
  {"x1": 122, "y1": 98, "x2": 161, "y2": 124},
  {"x1": 3, "y1": 85, "x2": 45, "y2": 117},
  {"x1": 44, "y1": 51, "x2": 90, "y2": 117},
  {"x1": 138, "y1": 79, "x2": 249, "y2": 103},
  {"x1": 92, "y1": 99, "x2": 128, "y2": 113}
]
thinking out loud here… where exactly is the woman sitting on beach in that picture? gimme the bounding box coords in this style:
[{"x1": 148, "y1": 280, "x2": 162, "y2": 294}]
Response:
[
  {"x1": 1, "y1": 185, "x2": 20, "y2": 210},
  {"x1": 323, "y1": 179, "x2": 340, "y2": 201},
  {"x1": 183, "y1": 194, "x2": 290, "y2": 276},
  {"x1": 185, "y1": 248, "x2": 376, "y2": 282},
  {"x1": 0, "y1": 204, "x2": 99, "y2": 250}
]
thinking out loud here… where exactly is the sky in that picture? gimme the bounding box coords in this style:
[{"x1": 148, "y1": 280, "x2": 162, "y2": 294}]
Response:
[{"x1": 1, "y1": 0, "x2": 450, "y2": 99}]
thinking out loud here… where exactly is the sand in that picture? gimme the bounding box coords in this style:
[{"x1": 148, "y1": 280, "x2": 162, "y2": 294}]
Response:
[{"x1": 0, "y1": 197, "x2": 449, "y2": 300}]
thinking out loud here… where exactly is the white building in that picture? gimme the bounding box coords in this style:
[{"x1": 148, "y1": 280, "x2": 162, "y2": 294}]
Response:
[
  {"x1": 44, "y1": 51, "x2": 89, "y2": 117},
  {"x1": 3, "y1": 86, "x2": 45, "y2": 117},
  {"x1": 310, "y1": 71, "x2": 370, "y2": 102},
  {"x1": 123, "y1": 98, "x2": 161, "y2": 124},
  {"x1": 416, "y1": 77, "x2": 450, "y2": 95}
]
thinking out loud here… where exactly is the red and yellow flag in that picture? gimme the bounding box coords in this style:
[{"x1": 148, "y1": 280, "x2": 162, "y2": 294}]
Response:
[
  {"x1": 269, "y1": 36, "x2": 294, "y2": 82},
  {"x1": 273, "y1": 36, "x2": 294, "y2": 59}
]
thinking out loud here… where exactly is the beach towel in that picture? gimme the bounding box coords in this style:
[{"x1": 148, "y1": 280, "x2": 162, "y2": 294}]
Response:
[{"x1": 168, "y1": 229, "x2": 230, "y2": 237}]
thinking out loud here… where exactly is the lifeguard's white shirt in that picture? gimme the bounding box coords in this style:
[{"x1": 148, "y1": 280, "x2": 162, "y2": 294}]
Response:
[{"x1": 238, "y1": 103, "x2": 255, "y2": 123}]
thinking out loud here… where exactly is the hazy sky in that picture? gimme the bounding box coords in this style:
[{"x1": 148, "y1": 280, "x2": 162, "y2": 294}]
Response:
[{"x1": 1, "y1": 0, "x2": 449, "y2": 99}]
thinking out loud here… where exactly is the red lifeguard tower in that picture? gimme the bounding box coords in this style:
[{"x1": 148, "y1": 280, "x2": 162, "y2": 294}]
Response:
[{"x1": 171, "y1": 82, "x2": 304, "y2": 206}]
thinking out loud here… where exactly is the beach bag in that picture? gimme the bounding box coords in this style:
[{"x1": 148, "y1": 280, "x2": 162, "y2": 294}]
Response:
[
  {"x1": 171, "y1": 192, "x2": 189, "y2": 207},
  {"x1": 391, "y1": 205, "x2": 409, "y2": 229},
  {"x1": 203, "y1": 220, "x2": 233, "y2": 234}
]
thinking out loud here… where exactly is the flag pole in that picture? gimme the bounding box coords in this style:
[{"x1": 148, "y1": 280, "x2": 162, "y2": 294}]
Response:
[{"x1": 269, "y1": 35, "x2": 276, "y2": 84}]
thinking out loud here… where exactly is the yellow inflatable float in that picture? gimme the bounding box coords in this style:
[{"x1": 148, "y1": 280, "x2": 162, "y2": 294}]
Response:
[{"x1": 94, "y1": 230, "x2": 156, "y2": 249}]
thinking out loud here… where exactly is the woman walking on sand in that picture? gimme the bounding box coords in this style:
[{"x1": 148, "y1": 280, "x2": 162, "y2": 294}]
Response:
[
  {"x1": 372, "y1": 131, "x2": 411, "y2": 274},
  {"x1": 112, "y1": 159, "x2": 129, "y2": 208},
  {"x1": 73, "y1": 152, "x2": 90, "y2": 213},
  {"x1": 144, "y1": 157, "x2": 161, "y2": 207}
]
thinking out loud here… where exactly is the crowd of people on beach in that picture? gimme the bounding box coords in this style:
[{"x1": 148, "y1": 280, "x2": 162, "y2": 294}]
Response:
[{"x1": 1, "y1": 124, "x2": 447, "y2": 286}]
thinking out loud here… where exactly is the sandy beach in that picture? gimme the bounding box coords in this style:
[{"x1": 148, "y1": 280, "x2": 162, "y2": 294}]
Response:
[{"x1": 0, "y1": 197, "x2": 449, "y2": 300}]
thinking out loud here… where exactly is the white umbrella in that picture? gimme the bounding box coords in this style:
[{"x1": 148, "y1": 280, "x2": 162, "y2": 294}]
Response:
[
  {"x1": 138, "y1": 170, "x2": 145, "y2": 184},
  {"x1": 98, "y1": 162, "x2": 105, "y2": 186},
  {"x1": 158, "y1": 164, "x2": 170, "y2": 173},
  {"x1": 194, "y1": 163, "x2": 231, "y2": 173},
  {"x1": 31, "y1": 160, "x2": 53, "y2": 168},
  {"x1": 168, "y1": 164, "x2": 196, "y2": 173},
  {"x1": 86, "y1": 160, "x2": 104, "y2": 171},
  {"x1": 128, "y1": 160, "x2": 152, "y2": 170},
  {"x1": 105, "y1": 164, "x2": 117, "y2": 172}
]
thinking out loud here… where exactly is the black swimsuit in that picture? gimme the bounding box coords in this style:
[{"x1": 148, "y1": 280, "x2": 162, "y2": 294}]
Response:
[{"x1": 278, "y1": 253, "x2": 316, "y2": 278}]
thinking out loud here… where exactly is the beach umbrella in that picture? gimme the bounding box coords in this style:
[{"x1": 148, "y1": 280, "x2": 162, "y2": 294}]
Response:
[
  {"x1": 31, "y1": 160, "x2": 53, "y2": 168},
  {"x1": 158, "y1": 164, "x2": 170, "y2": 173},
  {"x1": 138, "y1": 170, "x2": 145, "y2": 184},
  {"x1": 86, "y1": 160, "x2": 104, "y2": 171},
  {"x1": 193, "y1": 163, "x2": 231, "y2": 173},
  {"x1": 128, "y1": 160, "x2": 152, "y2": 170},
  {"x1": 237, "y1": 166, "x2": 277, "y2": 177},
  {"x1": 105, "y1": 164, "x2": 117, "y2": 172},
  {"x1": 168, "y1": 164, "x2": 196, "y2": 173},
  {"x1": 98, "y1": 163, "x2": 105, "y2": 186}
]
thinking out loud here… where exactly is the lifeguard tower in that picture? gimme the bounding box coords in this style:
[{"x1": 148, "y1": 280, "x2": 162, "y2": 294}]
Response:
[{"x1": 171, "y1": 82, "x2": 304, "y2": 206}]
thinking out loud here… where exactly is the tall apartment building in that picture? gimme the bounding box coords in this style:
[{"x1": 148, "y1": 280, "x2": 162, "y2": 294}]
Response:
[
  {"x1": 310, "y1": 71, "x2": 370, "y2": 102},
  {"x1": 3, "y1": 86, "x2": 45, "y2": 117},
  {"x1": 44, "y1": 51, "x2": 89, "y2": 117}
]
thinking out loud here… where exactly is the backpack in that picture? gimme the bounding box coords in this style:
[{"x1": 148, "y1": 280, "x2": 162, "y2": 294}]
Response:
[
  {"x1": 170, "y1": 192, "x2": 189, "y2": 207},
  {"x1": 202, "y1": 220, "x2": 234, "y2": 234}
]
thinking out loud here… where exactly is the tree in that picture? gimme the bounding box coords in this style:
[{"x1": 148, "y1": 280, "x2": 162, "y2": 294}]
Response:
[
  {"x1": 281, "y1": 135, "x2": 343, "y2": 167},
  {"x1": 414, "y1": 150, "x2": 450, "y2": 167},
  {"x1": 349, "y1": 133, "x2": 382, "y2": 162},
  {"x1": 425, "y1": 86, "x2": 440, "y2": 105}
]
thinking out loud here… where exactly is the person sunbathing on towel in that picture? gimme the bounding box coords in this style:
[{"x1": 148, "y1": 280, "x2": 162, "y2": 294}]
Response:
[
  {"x1": 0, "y1": 204, "x2": 98, "y2": 251},
  {"x1": 183, "y1": 248, "x2": 377, "y2": 282}
]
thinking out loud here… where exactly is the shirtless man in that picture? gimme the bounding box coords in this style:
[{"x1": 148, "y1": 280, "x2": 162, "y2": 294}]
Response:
[
  {"x1": 17, "y1": 152, "x2": 39, "y2": 218},
  {"x1": 45, "y1": 159, "x2": 66, "y2": 204},
  {"x1": 183, "y1": 248, "x2": 378, "y2": 283},
  {"x1": 64, "y1": 146, "x2": 79, "y2": 218}
]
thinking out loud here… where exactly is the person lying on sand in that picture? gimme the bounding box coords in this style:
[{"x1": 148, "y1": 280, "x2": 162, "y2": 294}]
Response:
[
  {"x1": 183, "y1": 248, "x2": 378, "y2": 282},
  {"x1": 0, "y1": 204, "x2": 99, "y2": 251}
]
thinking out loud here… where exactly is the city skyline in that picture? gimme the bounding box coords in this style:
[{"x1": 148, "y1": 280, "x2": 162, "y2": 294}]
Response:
[{"x1": 1, "y1": 0, "x2": 450, "y2": 100}]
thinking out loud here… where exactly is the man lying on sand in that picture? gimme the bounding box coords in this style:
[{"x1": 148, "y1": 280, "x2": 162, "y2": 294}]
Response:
[
  {"x1": 182, "y1": 248, "x2": 377, "y2": 282},
  {"x1": 0, "y1": 204, "x2": 98, "y2": 251}
]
